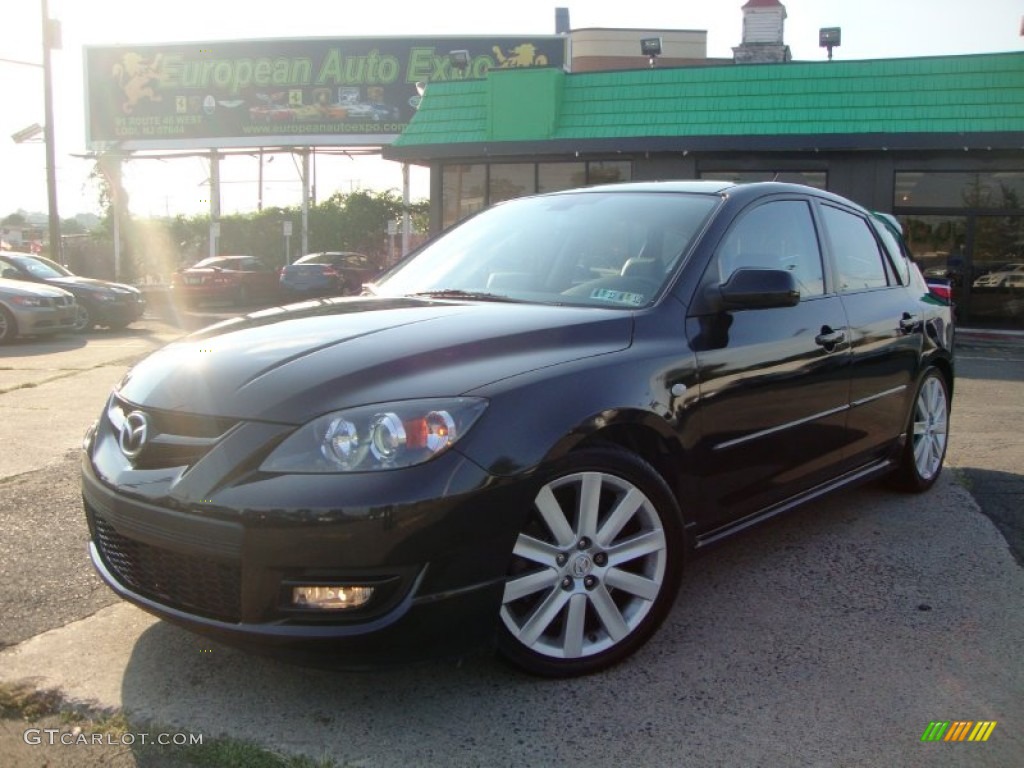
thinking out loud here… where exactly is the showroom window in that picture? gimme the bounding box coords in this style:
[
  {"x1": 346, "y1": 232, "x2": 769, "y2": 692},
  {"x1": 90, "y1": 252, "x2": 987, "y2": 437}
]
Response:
[
  {"x1": 699, "y1": 170, "x2": 827, "y2": 190},
  {"x1": 442, "y1": 160, "x2": 633, "y2": 228},
  {"x1": 442, "y1": 165, "x2": 486, "y2": 230},
  {"x1": 895, "y1": 171, "x2": 1024, "y2": 328},
  {"x1": 894, "y1": 171, "x2": 1024, "y2": 209},
  {"x1": 489, "y1": 164, "x2": 537, "y2": 205},
  {"x1": 538, "y1": 162, "x2": 586, "y2": 193}
]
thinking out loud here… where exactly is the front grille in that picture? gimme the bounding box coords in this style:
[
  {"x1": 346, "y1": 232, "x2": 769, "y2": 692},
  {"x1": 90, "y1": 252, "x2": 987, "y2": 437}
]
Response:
[
  {"x1": 108, "y1": 398, "x2": 238, "y2": 469},
  {"x1": 88, "y1": 505, "x2": 242, "y2": 623}
]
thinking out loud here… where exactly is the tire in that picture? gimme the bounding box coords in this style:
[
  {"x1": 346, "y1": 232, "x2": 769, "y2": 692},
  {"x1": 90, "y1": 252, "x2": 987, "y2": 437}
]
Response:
[
  {"x1": 496, "y1": 445, "x2": 684, "y2": 677},
  {"x1": 889, "y1": 368, "x2": 950, "y2": 492},
  {"x1": 0, "y1": 306, "x2": 17, "y2": 344},
  {"x1": 235, "y1": 285, "x2": 250, "y2": 307},
  {"x1": 72, "y1": 304, "x2": 93, "y2": 333}
]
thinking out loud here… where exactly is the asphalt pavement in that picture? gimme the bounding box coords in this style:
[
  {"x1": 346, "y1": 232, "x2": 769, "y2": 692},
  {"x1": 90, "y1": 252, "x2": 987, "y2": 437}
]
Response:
[{"x1": 0, "y1": 321, "x2": 1021, "y2": 767}]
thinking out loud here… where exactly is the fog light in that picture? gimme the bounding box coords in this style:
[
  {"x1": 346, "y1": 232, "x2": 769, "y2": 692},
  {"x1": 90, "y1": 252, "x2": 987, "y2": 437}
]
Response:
[{"x1": 291, "y1": 585, "x2": 374, "y2": 610}]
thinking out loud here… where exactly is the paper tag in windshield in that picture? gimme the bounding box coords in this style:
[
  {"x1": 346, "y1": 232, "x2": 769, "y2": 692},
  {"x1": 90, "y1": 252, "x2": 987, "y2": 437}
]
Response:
[{"x1": 590, "y1": 288, "x2": 645, "y2": 306}]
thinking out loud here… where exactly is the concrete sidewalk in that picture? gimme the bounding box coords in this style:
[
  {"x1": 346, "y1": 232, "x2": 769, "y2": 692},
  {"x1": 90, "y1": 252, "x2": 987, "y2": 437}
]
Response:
[{"x1": 0, "y1": 320, "x2": 185, "y2": 480}]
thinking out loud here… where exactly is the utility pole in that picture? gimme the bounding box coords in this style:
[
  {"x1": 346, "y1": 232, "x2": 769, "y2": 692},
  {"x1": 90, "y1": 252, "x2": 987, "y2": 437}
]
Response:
[{"x1": 41, "y1": 0, "x2": 61, "y2": 262}]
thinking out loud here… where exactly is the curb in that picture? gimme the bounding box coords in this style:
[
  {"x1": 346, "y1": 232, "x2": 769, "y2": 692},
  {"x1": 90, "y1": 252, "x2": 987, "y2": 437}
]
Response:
[{"x1": 956, "y1": 327, "x2": 1024, "y2": 344}]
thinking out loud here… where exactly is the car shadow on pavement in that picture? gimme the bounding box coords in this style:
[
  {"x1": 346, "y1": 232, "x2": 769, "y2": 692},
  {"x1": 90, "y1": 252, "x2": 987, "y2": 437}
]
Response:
[
  {"x1": 2, "y1": 334, "x2": 87, "y2": 356},
  {"x1": 957, "y1": 467, "x2": 1024, "y2": 566}
]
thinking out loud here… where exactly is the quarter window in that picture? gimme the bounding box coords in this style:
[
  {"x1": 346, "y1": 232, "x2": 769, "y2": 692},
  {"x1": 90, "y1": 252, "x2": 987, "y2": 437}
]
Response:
[{"x1": 820, "y1": 205, "x2": 890, "y2": 292}]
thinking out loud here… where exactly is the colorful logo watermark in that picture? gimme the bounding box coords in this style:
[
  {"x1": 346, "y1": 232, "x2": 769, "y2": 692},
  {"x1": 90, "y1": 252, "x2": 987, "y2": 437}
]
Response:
[{"x1": 921, "y1": 721, "x2": 997, "y2": 742}]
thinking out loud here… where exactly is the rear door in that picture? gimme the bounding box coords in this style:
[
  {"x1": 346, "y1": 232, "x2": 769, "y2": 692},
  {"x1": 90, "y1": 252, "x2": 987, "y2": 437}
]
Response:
[{"x1": 816, "y1": 203, "x2": 923, "y2": 467}]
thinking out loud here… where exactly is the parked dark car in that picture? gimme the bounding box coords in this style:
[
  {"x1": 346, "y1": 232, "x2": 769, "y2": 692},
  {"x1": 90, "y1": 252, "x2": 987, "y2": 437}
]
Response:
[
  {"x1": 0, "y1": 252, "x2": 145, "y2": 332},
  {"x1": 279, "y1": 251, "x2": 381, "y2": 300},
  {"x1": 82, "y1": 182, "x2": 954, "y2": 677},
  {"x1": 171, "y1": 255, "x2": 279, "y2": 307}
]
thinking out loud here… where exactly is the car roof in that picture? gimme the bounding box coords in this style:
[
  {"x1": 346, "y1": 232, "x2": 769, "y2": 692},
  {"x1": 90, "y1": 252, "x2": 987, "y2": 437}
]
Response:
[{"x1": 549, "y1": 180, "x2": 869, "y2": 212}]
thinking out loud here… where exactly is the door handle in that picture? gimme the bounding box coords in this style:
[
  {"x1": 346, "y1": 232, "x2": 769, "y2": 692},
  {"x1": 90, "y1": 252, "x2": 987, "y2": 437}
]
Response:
[{"x1": 815, "y1": 326, "x2": 846, "y2": 350}]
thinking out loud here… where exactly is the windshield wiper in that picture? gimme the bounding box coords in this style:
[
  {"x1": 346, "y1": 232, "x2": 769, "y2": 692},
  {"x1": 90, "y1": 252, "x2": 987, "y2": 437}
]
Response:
[{"x1": 407, "y1": 290, "x2": 521, "y2": 302}]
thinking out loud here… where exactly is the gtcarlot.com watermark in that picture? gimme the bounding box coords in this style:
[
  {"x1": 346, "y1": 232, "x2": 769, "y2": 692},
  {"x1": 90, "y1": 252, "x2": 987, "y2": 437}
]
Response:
[{"x1": 24, "y1": 727, "x2": 202, "y2": 747}]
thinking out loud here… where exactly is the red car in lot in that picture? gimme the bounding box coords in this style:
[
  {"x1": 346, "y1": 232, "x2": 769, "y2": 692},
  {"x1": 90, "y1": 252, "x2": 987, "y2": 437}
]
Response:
[{"x1": 171, "y1": 256, "x2": 279, "y2": 307}]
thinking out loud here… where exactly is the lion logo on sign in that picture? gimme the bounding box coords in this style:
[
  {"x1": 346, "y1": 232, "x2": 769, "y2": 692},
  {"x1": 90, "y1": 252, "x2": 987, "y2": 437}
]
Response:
[
  {"x1": 493, "y1": 43, "x2": 548, "y2": 68},
  {"x1": 112, "y1": 52, "x2": 163, "y2": 114}
]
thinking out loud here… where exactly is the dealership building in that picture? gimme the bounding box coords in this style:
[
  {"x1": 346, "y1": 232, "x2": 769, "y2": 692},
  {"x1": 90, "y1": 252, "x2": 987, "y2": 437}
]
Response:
[{"x1": 384, "y1": 0, "x2": 1024, "y2": 328}]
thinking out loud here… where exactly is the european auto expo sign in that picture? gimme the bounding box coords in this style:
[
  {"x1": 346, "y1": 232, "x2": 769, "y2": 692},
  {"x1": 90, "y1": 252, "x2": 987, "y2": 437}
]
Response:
[{"x1": 84, "y1": 36, "x2": 565, "y2": 151}]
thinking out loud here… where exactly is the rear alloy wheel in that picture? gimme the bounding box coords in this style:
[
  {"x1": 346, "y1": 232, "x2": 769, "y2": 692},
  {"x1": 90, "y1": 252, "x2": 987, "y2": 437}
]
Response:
[
  {"x1": 497, "y1": 445, "x2": 683, "y2": 677},
  {"x1": 890, "y1": 368, "x2": 950, "y2": 492},
  {"x1": 0, "y1": 306, "x2": 17, "y2": 344}
]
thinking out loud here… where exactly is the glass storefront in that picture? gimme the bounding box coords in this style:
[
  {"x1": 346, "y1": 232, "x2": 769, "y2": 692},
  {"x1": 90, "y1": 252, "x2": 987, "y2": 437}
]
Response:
[
  {"x1": 441, "y1": 165, "x2": 486, "y2": 230},
  {"x1": 442, "y1": 160, "x2": 631, "y2": 228},
  {"x1": 699, "y1": 170, "x2": 827, "y2": 189},
  {"x1": 488, "y1": 164, "x2": 536, "y2": 205},
  {"x1": 538, "y1": 162, "x2": 586, "y2": 193},
  {"x1": 895, "y1": 171, "x2": 1024, "y2": 329}
]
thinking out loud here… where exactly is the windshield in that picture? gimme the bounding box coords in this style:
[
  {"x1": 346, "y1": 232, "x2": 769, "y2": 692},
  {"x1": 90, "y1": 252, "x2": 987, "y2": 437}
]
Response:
[
  {"x1": 374, "y1": 191, "x2": 718, "y2": 309},
  {"x1": 10, "y1": 255, "x2": 70, "y2": 279}
]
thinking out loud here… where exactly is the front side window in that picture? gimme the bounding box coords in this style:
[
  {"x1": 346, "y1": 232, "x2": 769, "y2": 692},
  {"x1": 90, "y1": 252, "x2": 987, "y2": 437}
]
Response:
[
  {"x1": 714, "y1": 200, "x2": 825, "y2": 297},
  {"x1": 820, "y1": 205, "x2": 890, "y2": 292}
]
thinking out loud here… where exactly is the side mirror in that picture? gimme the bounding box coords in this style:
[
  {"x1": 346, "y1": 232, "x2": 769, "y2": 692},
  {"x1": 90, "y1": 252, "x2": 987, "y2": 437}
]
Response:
[{"x1": 715, "y1": 268, "x2": 800, "y2": 311}]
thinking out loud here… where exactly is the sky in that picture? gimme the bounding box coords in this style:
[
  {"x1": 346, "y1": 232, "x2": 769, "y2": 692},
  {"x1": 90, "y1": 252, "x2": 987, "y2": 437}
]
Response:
[{"x1": 1, "y1": 0, "x2": 1021, "y2": 222}]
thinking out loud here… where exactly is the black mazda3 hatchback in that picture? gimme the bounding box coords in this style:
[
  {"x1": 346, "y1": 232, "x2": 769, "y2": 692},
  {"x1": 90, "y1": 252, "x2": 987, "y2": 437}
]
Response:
[{"x1": 82, "y1": 182, "x2": 954, "y2": 677}]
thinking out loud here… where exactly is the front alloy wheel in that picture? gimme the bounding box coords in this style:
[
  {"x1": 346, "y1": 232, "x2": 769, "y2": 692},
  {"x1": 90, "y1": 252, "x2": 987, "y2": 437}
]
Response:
[
  {"x1": 497, "y1": 446, "x2": 683, "y2": 677},
  {"x1": 0, "y1": 306, "x2": 16, "y2": 344},
  {"x1": 72, "y1": 304, "x2": 92, "y2": 332}
]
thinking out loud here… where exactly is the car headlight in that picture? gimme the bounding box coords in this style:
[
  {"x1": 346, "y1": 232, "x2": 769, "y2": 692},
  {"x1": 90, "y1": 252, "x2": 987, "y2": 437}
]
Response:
[
  {"x1": 93, "y1": 291, "x2": 118, "y2": 302},
  {"x1": 260, "y1": 398, "x2": 488, "y2": 473},
  {"x1": 10, "y1": 296, "x2": 45, "y2": 307}
]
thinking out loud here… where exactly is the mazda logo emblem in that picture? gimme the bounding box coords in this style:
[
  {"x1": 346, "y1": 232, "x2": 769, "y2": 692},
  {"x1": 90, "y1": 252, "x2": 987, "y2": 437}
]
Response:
[
  {"x1": 570, "y1": 554, "x2": 593, "y2": 578},
  {"x1": 119, "y1": 411, "x2": 149, "y2": 458}
]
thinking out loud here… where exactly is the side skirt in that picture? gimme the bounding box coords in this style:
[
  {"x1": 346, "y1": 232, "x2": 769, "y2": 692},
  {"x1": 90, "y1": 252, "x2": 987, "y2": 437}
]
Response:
[{"x1": 693, "y1": 458, "x2": 895, "y2": 549}]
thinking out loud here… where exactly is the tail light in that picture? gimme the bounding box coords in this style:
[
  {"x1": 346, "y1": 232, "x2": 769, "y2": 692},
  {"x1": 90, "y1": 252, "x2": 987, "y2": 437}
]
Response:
[{"x1": 926, "y1": 281, "x2": 952, "y2": 303}]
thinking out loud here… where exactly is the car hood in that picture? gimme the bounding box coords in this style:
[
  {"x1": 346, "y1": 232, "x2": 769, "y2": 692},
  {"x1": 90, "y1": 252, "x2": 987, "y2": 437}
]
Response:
[
  {"x1": 116, "y1": 297, "x2": 633, "y2": 423},
  {"x1": 0, "y1": 277, "x2": 73, "y2": 299},
  {"x1": 49, "y1": 276, "x2": 140, "y2": 294}
]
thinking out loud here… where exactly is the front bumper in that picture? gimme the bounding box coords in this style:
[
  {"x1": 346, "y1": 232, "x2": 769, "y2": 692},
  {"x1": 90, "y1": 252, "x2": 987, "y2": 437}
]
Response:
[
  {"x1": 94, "y1": 296, "x2": 146, "y2": 325},
  {"x1": 81, "y1": 415, "x2": 528, "y2": 664},
  {"x1": 10, "y1": 305, "x2": 75, "y2": 336}
]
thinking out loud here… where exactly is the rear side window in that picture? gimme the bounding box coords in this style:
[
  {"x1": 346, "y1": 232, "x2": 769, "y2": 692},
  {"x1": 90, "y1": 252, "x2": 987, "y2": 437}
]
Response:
[{"x1": 820, "y1": 205, "x2": 890, "y2": 292}]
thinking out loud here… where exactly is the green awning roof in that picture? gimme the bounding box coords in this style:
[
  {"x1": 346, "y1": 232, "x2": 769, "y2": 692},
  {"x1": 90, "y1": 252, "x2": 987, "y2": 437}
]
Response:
[{"x1": 385, "y1": 51, "x2": 1024, "y2": 160}]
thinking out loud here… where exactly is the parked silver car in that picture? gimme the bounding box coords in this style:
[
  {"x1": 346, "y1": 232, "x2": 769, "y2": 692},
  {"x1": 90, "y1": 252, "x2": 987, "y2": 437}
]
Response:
[{"x1": 0, "y1": 277, "x2": 77, "y2": 344}]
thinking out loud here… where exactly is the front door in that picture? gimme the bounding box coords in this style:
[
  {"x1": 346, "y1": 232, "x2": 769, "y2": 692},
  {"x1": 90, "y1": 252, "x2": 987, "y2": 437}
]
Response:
[{"x1": 687, "y1": 198, "x2": 852, "y2": 534}]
